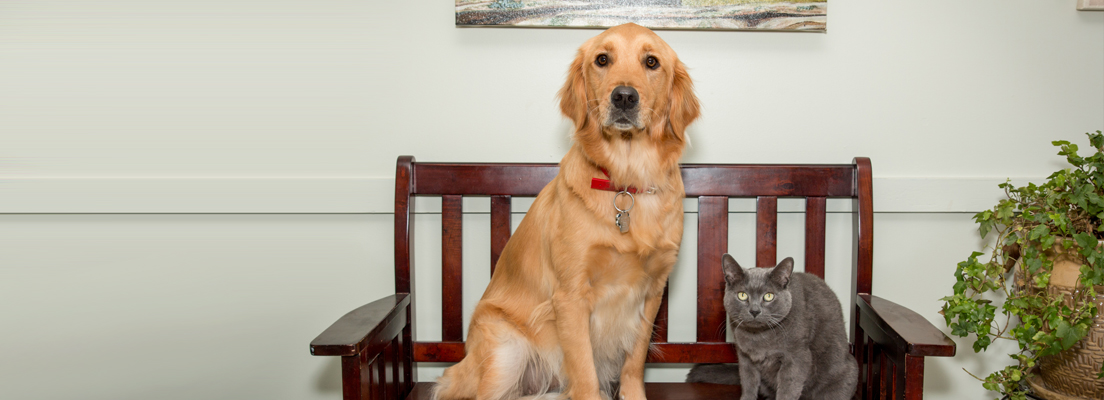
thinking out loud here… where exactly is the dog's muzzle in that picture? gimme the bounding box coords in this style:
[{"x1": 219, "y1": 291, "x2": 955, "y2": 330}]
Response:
[{"x1": 607, "y1": 85, "x2": 640, "y2": 130}]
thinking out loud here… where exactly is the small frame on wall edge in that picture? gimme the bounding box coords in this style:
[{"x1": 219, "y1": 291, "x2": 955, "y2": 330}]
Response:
[
  {"x1": 455, "y1": 0, "x2": 827, "y2": 32},
  {"x1": 1079, "y1": 0, "x2": 1104, "y2": 10}
]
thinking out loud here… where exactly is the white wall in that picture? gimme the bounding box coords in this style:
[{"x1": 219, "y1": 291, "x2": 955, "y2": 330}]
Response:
[{"x1": 1, "y1": 1, "x2": 1101, "y2": 399}]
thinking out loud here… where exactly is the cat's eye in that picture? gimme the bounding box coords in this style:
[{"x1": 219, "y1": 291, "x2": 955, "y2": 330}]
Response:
[
  {"x1": 763, "y1": 293, "x2": 775, "y2": 302},
  {"x1": 736, "y1": 292, "x2": 749, "y2": 301}
]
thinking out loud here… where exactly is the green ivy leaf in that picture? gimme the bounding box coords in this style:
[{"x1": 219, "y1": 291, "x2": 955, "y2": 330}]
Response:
[
  {"x1": 1029, "y1": 224, "x2": 1050, "y2": 240},
  {"x1": 1076, "y1": 232, "x2": 1097, "y2": 253}
]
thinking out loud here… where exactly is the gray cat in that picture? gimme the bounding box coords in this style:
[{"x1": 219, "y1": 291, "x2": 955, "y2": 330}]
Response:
[{"x1": 686, "y1": 254, "x2": 857, "y2": 400}]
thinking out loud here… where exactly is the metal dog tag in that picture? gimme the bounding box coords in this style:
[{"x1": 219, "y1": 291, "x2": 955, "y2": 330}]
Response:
[
  {"x1": 613, "y1": 190, "x2": 634, "y2": 234},
  {"x1": 615, "y1": 211, "x2": 630, "y2": 233}
]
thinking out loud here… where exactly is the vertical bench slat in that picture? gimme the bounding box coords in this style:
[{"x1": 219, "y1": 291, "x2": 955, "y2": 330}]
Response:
[
  {"x1": 392, "y1": 336, "x2": 403, "y2": 400},
  {"x1": 697, "y1": 196, "x2": 729, "y2": 342},
  {"x1": 854, "y1": 324, "x2": 868, "y2": 399},
  {"x1": 864, "y1": 338, "x2": 875, "y2": 400},
  {"x1": 490, "y1": 195, "x2": 512, "y2": 277},
  {"x1": 888, "y1": 358, "x2": 898, "y2": 400},
  {"x1": 380, "y1": 340, "x2": 393, "y2": 400},
  {"x1": 756, "y1": 196, "x2": 778, "y2": 268},
  {"x1": 854, "y1": 157, "x2": 874, "y2": 295},
  {"x1": 805, "y1": 196, "x2": 827, "y2": 278},
  {"x1": 342, "y1": 354, "x2": 365, "y2": 400},
  {"x1": 903, "y1": 355, "x2": 924, "y2": 400},
  {"x1": 362, "y1": 351, "x2": 374, "y2": 400},
  {"x1": 441, "y1": 195, "x2": 464, "y2": 342},
  {"x1": 852, "y1": 157, "x2": 875, "y2": 344},
  {"x1": 395, "y1": 156, "x2": 415, "y2": 295},
  {"x1": 372, "y1": 353, "x2": 384, "y2": 400}
]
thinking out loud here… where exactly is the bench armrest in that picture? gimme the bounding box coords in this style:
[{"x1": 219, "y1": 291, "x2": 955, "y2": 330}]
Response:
[
  {"x1": 856, "y1": 294, "x2": 956, "y2": 357},
  {"x1": 310, "y1": 293, "x2": 410, "y2": 357}
]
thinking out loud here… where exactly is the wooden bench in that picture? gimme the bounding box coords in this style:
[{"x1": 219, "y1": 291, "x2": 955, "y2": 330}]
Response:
[{"x1": 310, "y1": 156, "x2": 956, "y2": 400}]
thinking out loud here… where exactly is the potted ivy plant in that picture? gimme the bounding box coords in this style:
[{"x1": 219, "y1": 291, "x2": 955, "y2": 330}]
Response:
[{"x1": 941, "y1": 130, "x2": 1104, "y2": 400}]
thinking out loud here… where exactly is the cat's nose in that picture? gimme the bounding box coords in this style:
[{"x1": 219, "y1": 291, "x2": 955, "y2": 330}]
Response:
[{"x1": 749, "y1": 310, "x2": 761, "y2": 318}]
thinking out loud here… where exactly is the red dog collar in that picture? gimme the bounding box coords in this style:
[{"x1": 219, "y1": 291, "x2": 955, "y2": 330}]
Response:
[{"x1": 591, "y1": 168, "x2": 652, "y2": 194}]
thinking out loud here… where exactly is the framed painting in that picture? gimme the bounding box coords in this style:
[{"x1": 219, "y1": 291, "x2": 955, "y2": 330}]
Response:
[
  {"x1": 456, "y1": 0, "x2": 827, "y2": 32},
  {"x1": 1078, "y1": 0, "x2": 1104, "y2": 10}
]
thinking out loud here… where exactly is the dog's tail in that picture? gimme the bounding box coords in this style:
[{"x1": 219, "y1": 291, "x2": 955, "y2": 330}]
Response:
[{"x1": 431, "y1": 357, "x2": 479, "y2": 400}]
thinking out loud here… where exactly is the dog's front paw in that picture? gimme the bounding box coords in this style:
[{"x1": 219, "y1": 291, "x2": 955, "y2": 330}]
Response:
[{"x1": 617, "y1": 385, "x2": 646, "y2": 400}]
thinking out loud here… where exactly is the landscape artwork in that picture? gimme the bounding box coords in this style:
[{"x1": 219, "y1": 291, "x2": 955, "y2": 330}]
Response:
[{"x1": 456, "y1": 0, "x2": 827, "y2": 32}]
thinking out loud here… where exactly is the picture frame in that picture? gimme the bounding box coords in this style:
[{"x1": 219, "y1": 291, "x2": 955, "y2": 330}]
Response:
[
  {"x1": 455, "y1": 0, "x2": 828, "y2": 32},
  {"x1": 1078, "y1": 0, "x2": 1104, "y2": 11}
]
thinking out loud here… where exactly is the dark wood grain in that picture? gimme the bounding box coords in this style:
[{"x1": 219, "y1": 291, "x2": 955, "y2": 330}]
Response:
[
  {"x1": 853, "y1": 324, "x2": 868, "y2": 398},
  {"x1": 412, "y1": 341, "x2": 466, "y2": 363},
  {"x1": 395, "y1": 156, "x2": 415, "y2": 294},
  {"x1": 756, "y1": 196, "x2": 778, "y2": 269},
  {"x1": 411, "y1": 162, "x2": 857, "y2": 198},
  {"x1": 904, "y1": 354, "x2": 925, "y2": 400},
  {"x1": 490, "y1": 195, "x2": 511, "y2": 277},
  {"x1": 395, "y1": 156, "x2": 418, "y2": 391},
  {"x1": 861, "y1": 335, "x2": 873, "y2": 400},
  {"x1": 310, "y1": 294, "x2": 409, "y2": 357},
  {"x1": 412, "y1": 163, "x2": 558, "y2": 196},
  {"x1": 647, "y1": 342, "x2": 738, "y2": 363},
  {"x1": 413, "y1": 341, "x2": 738, "y2": 364},
  {"x1": 402, "y1": 300, "x2": 415, "y2": 394},
  {"x1": 441, "y1": 195, "x2": 464, "y2": 342},
  {"x1": 804, "y1": 196, "x2": 826, "y2": 278},
  {"x1": 342, "y1": 354, "x2": 365, "y2": 400},
  {"x1": 851, "y1": 157, "x2": 874, "y2": 347},
  {"x1": 697, "y1": 196, "x2": 728, "y2": 342},
  {"x1": 378, "y1": 338, "x2": 394, "y2": 400},
  {"x1": 893, "y1": 351, "x2": 903, "y2": 399},
  {"x1": 853, "y1": 157, "x2": 874, "y2": 296},
  {"x1": 682, "y1": 164, "x2": 855, "y2": 197},
  {"x1": 857, "y1": 294, "x2": 956, "y2": 357},
  {"x1": 878, "y1": 349, "x2": 890, "y2": 400}
]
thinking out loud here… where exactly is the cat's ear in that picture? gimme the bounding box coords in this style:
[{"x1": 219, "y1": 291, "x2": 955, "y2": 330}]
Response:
[
  {"x1": 770, "y1": 257, "x2": 795, "y2": 288},
  {"x1": 722, "y1": 253, "x2": 744, "y2": 284}
]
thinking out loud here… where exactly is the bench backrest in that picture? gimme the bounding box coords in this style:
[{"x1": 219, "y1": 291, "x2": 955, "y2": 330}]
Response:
[{"x1": 394, "y1": 156, "x2": 873, "y2": 364}]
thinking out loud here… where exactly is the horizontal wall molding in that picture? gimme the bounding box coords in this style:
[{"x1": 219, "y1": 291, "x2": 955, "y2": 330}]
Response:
[{"x1": 0, "y1": 176, "x2": 1040, "y2": 214}]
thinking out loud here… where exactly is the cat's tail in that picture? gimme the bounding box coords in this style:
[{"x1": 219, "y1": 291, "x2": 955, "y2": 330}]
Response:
[{"x1": 685, "y1": 363, "x2": 741, "y2": 386}]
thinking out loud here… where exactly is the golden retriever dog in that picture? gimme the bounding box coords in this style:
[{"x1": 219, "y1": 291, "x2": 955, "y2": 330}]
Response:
[{"x1": 433, "y1": 23, "x2": 699, "y2": 400}]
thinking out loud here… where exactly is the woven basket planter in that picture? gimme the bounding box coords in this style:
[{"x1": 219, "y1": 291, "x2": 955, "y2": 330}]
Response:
[{"x1": 1022, "y1": 242, "x2": 1104, "y2": 400}]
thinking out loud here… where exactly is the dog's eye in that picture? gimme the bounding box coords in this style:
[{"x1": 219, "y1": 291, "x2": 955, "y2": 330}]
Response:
[
  {"x1": 736, "y1": 292, "x2": 749, "y2": 301},
  {"x1": 645, "y1": 56, "x2": 659, "y2": 69},
  {"x1": 595, "y1": 54, "x2": 609, "y2": 67},
  {"x1": 763, "y1": 293, "x2": 775, "y2": 302}
]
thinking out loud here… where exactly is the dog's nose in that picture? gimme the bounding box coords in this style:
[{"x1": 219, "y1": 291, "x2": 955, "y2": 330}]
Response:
[{"x1": 611, "y1": 86, "x2": 639, "y2": 110}]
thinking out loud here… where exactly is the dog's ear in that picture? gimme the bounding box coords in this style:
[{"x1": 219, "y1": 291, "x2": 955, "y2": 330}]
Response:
[
  {"x1": 558, "y1": 49, "x2": 589, "y2": 130},
  {"x1": 664, "y1": 60, "x2": 700, "y2": 143}
]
